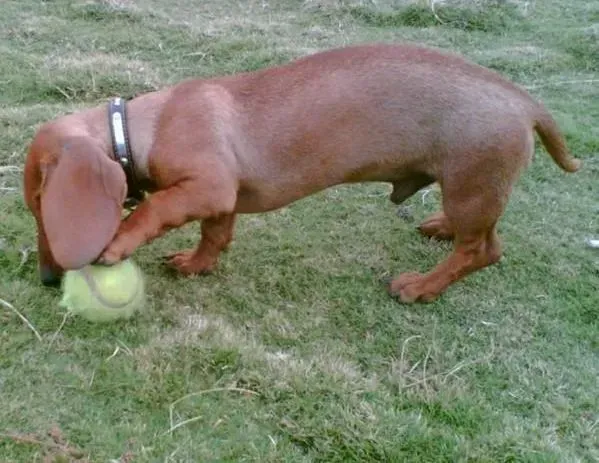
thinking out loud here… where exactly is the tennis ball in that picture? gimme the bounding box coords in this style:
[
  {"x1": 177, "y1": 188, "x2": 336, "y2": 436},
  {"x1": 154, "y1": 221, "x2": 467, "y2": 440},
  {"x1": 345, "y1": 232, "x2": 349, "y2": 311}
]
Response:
[{"x1": 59, "y1": 259, "x2": 145, "y2": 322}]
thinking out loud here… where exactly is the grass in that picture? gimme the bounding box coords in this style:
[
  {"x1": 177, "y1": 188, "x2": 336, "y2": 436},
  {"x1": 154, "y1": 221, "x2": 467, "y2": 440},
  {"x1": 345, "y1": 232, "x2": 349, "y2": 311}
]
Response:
[
  {"x1": 1, "y1": 0, "x2": 598, "y2": 461},
  {"x1": 346, "y1": 2, "x2": 526, "y2": 32}
]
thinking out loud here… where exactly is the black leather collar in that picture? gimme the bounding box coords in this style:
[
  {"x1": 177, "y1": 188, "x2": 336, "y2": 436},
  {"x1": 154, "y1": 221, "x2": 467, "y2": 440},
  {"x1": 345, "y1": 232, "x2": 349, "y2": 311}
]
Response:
[{"x1": 108, "y1": 97, "x2": 145, "y2": 208}]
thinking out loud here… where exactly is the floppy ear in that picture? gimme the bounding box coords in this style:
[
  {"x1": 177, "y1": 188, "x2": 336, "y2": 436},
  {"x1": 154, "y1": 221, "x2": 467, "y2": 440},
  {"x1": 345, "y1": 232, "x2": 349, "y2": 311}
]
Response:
[{"x1": 40, "y1": 137, "x2": 127, "y2": 270}]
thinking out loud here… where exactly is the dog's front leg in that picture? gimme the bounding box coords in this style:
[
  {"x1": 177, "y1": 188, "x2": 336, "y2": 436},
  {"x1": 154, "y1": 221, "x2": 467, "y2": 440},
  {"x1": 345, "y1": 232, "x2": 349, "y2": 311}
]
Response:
[{"x1": 98, "y1": 179, "x2": 237, "y2": 265}]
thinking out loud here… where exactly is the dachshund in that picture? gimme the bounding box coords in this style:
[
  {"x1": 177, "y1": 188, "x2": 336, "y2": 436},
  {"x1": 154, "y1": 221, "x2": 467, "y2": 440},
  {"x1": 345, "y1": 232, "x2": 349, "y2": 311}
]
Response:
[{"x1": 23, "y1": 43, "x2": 580, "y2": 302}]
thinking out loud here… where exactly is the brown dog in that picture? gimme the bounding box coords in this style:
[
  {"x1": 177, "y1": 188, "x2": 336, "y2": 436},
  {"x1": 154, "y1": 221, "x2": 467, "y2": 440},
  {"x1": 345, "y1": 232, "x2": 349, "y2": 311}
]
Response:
[{"x1": 23, "y1": 43, "x2": 580, "y2": 303}]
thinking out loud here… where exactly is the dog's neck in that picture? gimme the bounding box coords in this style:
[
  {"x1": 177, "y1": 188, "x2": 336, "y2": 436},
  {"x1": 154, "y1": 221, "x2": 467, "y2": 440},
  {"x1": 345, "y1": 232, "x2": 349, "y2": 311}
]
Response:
[
  {"x1": 117, "y1": 91, "x2": 170, "y2": 184},
  {"x1": 82, "y1": 90, "x2": 172, "y2": 200}
]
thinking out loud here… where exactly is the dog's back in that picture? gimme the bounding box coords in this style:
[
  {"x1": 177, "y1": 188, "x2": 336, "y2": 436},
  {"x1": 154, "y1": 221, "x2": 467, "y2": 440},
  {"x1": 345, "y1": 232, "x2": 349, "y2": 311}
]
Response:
[{"x1": 173, "y1": 43, "x2": 557, "y2": 211}]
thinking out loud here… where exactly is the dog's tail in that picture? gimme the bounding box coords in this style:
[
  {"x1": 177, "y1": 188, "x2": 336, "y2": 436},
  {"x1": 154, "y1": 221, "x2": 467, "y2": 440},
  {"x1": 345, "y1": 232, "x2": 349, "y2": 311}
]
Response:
[{"x1": 533, "y1": 104, "x2": 581, "y2": 173}]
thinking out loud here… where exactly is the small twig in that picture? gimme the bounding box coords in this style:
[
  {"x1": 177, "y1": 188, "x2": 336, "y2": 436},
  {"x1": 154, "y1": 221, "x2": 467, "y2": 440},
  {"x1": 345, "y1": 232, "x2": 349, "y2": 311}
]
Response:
[
  {"x1": 168, "y1": 387, "x2": 259, "y2": 433},
  {"x1": 407, "y1": 360, "x2": 422, "y2": 375},
  {"x1": 212, "y1": 418, "x2": 224, "y2": 429},
  {"x1": 105, "y1": 346, "x2": 121, "y2": 362},
  {"x1": 17, "y1": 247, "x2": 31, "y2": 271},
  {"x1": 53, "y1": 85, "x2": 72, "y2": 100},
  {"x1": 181, "y1": 51, "x2": 207, "y2": 59},
  {"x1": 48, "y1": 312, "x2": 71, "y2": 349},
  {"x1": 402, "y1": 340, "x2": 495, "y2": 390},
  {"x1": 88, "y1": 370, "x2": 96, "y2": 388},
  {"x1": 422, "y1": 320, "x2": 439, "y2": 395},
  {"x1": 163, "y1": 415, "x2": 204, "y2": 435},
  {"x1": 421, "y1": 344, "x2": 433, "y2": 394},
  {"x1": 399, "y1": 335, "x2": 422, "y2": 380},
  {"x1": 430, "y1": 0, "x2": 444, "y2": 24},
  {"x1": 116, "y1": 338, "x2": 133, "y2": 355},
  {"x1": 86, "y1": 342, "x2": 133, "y2": 390},
  {"x1": 401, "y1": 371, "x2": 445, "y2": 390},
  {"x1": 480, "y1": 320, "x2": 498, "y2": 326},
  {"x1": 420, "y1": 187, "x2": 435, "y2": 204},
  {"x1": 0, "y1": 297, "x2": 42, "y2": 342},
  {"x1": 440, "y1": 359, "x2": 473, "y2": 383}
]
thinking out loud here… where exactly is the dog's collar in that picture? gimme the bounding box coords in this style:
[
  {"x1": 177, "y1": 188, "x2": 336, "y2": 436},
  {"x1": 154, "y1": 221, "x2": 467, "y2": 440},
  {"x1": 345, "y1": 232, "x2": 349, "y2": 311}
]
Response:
[{"x1": 108, "y1": 97, "x2": 145, "y2": 208}]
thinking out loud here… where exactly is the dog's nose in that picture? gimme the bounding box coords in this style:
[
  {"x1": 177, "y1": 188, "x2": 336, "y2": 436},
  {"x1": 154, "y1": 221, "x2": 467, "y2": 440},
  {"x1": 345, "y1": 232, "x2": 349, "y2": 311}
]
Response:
[{"x1": 40, "y1": 266, "x2": 62, "y2": 287}]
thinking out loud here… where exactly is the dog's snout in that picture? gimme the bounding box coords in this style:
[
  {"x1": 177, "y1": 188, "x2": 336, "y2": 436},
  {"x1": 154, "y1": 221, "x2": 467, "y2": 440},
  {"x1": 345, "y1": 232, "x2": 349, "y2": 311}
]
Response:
[{"x1": 40, "y1": 265, "x2": 62, "y2": 287}]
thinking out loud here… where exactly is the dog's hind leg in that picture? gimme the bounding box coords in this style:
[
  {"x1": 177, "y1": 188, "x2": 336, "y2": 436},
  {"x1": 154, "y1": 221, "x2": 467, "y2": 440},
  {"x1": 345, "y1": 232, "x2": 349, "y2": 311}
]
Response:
[
  {"x1": 388, "y1": 129, "x2": 530, "y2": 303},
  {"x1": 389, "y1": 184, "x2": 505, "y2": 303}
]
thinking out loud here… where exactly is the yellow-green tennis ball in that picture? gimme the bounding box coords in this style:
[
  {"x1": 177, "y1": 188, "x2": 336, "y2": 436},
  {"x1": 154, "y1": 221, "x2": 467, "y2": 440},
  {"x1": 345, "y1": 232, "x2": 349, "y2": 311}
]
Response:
[{"x1": 59, "y1": 259, "x2": 145, "y2": 322}]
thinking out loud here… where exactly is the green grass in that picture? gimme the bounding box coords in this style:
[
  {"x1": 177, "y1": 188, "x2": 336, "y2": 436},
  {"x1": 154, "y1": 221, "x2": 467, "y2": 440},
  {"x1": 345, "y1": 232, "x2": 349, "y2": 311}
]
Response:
[
  {"x1": 346, "y1": 1, "x2": 526, "y2": 33},
  {"x1": 1, "y1": 0, "x2": 598, "y2": 461}
]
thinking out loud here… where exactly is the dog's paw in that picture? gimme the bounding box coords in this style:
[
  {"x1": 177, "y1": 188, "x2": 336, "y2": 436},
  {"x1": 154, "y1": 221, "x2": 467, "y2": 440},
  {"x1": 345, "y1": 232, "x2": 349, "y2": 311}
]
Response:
[
  {"x1": 96, "y1": 235, "x2": 134, "y2": 266},
  {"x1": 165, "y1": 250, "x2": 216, "y2": 275},
  {"x1": 387, "y1": 272, "x2": 439, "y2": 303},
  {"x1": 97, "y1": 246, "x2": 127, "y2": 266}
]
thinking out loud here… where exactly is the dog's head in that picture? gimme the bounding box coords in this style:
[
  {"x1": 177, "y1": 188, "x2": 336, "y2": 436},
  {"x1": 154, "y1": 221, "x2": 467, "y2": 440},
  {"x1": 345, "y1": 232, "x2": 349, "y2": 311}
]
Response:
[{"x1": 23, "y1": 124, "x2": 127, "y2": 285}]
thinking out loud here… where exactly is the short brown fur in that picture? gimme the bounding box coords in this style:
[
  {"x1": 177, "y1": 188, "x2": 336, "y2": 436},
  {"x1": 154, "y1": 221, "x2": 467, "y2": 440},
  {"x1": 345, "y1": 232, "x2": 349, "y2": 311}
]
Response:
[{"x1": 23, "y1": 43, "x2": 580, "y2": 303}]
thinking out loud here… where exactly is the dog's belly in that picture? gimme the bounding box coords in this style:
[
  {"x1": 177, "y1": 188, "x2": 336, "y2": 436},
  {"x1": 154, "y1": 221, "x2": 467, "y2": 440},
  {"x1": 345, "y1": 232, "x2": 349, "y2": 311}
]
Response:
[
  {"x1": 234, "y1": 185, "x2": 321, "y2": 214},
  {"x1": 233, "y1": 156, "x2": 423, "y2": 214},
  {"x1": 233, "y1": 181, "x2": 362, "y2": 214}
]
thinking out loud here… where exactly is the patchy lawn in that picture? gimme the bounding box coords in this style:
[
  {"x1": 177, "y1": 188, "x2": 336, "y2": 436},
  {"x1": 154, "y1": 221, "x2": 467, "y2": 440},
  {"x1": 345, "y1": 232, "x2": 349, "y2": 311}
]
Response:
[{"x1": 1, "y1": 0, "x2": 598, "y2": 461}]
